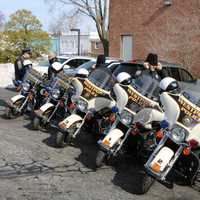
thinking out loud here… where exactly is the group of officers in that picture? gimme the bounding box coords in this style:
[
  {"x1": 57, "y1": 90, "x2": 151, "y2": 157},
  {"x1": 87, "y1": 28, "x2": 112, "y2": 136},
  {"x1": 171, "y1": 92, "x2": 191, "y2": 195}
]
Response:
[{"x1": 14, "y1": 48, "x2": 168, "y2": 87}]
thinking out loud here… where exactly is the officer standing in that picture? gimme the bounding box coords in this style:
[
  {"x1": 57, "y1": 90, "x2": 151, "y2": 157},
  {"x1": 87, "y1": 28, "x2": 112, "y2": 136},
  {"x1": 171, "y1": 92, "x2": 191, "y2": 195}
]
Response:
[{"x1": 14, "y1": 48, "x2": 32, "y2": 81}]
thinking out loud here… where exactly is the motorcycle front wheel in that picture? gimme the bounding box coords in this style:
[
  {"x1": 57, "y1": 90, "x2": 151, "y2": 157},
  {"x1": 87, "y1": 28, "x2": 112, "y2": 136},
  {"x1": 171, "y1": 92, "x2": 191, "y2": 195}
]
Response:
[
  {"x1": 134, "y1": 170, "x2": 155, "y2": 194},
  {"x1": 56, "y1": 132, "x2": 69, "y2": 148},
  {"x1": 56, "y1": 122, "x2": 81, "y2": 147},
  {"x1": 96, "y1": 150, "x2": 107, "y2": 168},
  {"x1": 32, "y1": 116, "x2": 41, "y2": 130},
  {"x1": 5, "y1": 107, "x2": 18, "y2": 119}
]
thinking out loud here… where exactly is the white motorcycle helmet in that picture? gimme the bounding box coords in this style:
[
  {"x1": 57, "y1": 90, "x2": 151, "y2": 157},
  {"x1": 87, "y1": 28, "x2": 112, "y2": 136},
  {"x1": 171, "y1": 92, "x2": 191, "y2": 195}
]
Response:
[
  {"x1": 23, "y1": 59, "x2": 32, "y2": 67},
  {"x1": 76, "y1": 68, "x2": 89, "y2": 78},
  {"x1": 51, "y1": 62, "x2": 63, "y2": 72},
  {"x1": 116, "y1": 72, "x2": 132, "y2": 85},
  {"x1": 159, "y1": 77, "x2": 180, "y2": 93}
]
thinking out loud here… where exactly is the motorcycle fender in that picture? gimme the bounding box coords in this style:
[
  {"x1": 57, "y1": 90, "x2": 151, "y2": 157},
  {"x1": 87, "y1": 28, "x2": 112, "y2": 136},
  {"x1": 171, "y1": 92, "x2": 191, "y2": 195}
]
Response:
[
  {"x1": 40, "y1": 103, "x2": 55, "y2": 113},
  {"x1": 150, "y1": 147, "x2": 174, "y2": 173},
  {"x1": 11, "y1": 94, "x2": 25, "y2": 103},
  {"x1": 59, "y1": 114, "x2": 83, "y2": 129},
  {"x1": 101, "y1": 129, "x2": 124, "y2": 148}
]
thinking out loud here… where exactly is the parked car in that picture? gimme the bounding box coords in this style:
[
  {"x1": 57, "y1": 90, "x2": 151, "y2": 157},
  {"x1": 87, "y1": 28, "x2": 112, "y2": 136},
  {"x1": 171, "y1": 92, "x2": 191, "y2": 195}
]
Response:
[
  {"x1": 33, "y1": 56, "x2": 93, "y2": 74},
  {"x1": 63, "y1": 57, "x2": 121, "y2": 76},
  {"x1": 113, "y1": 60, "x2": 200, "y2": 99}
]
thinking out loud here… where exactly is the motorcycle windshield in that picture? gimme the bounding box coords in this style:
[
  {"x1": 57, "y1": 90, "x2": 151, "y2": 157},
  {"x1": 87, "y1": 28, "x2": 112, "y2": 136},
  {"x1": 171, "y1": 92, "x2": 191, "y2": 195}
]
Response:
[
  {"x1": 132, "y1": 71, "x2": 160, "y2": 101},
  {"x1": 51, "y1": 73, "x2": 70, "y2": 90},
  {"x1": 88, "y1": 68, "x2": 115, "y2": 91},
  {"x1": 23, "y1": 68, "x2": 43, "y2": 85}
]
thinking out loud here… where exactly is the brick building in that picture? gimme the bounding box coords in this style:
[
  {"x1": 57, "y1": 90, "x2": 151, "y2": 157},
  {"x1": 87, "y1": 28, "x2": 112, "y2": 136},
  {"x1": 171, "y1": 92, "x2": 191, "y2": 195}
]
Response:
[{"x1": 109, "y1": 0, "x2": 200, "y2": 76}]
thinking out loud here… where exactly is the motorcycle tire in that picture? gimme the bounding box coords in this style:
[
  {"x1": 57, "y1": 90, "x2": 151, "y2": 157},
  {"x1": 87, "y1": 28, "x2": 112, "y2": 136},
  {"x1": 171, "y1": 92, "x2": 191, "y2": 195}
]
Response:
[
  {"x1": 134, "y1": 170, "x2": 154, "y2": 194},
  {"x1": 96, "y1": 150, "x2": 106, "y2": 168},
  {"x1": 32, "y1": 116, "x2": 41, "y2": 130},
  {"x1": 192, "y1": 169, "x2": 200, "y2": 192},
  {"x1": 56, "y1": 132, "x2": 69, "y2": 148},
  {"x1": 5, "y1": 107, "x2": 16, "y2": 119}
]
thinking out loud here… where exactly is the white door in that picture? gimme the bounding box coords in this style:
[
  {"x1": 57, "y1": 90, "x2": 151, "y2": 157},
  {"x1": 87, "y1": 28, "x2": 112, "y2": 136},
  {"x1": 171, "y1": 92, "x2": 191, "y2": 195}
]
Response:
[{"x1": 121, "y1": 35, "x2": 133, "y2": 61}]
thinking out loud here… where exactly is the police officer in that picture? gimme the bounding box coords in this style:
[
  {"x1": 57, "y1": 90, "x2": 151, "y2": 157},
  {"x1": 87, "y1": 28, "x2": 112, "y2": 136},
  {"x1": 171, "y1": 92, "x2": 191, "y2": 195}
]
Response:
[
  {"x1": 47, "y1": 52, "x2": 60, "y2": 80},
  {"x1": 14, "y1": 48, "x2": 32, "y2": 81},
  {"x1": 136, "y1": 53, "x2": 167, "y2": 80}
]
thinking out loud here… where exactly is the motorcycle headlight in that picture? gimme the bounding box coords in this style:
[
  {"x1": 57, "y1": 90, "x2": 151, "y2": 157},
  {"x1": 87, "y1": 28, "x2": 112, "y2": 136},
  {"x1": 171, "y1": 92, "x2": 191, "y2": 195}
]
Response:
[
  {"x1": 52, "y1": 89, "x2": 60, "y2": 99},
  {"x1": 22, "y1": 82, "x2": 31, "y2": 92},
  {"x1": 77, "y1": 99, "x2": 88, "y2": 112},
  {"x1": 120, "y1": 110, "x2": 134, "y2": 125},
  {"x1": 171, "y1": 125, "x2": 188, "y2": 143}
]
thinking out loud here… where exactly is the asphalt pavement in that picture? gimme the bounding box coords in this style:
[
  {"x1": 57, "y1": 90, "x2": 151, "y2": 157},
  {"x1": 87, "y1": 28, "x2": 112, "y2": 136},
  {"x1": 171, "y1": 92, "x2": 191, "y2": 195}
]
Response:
[{"x1": 0, "y1": 88, "x2": 199, "y2": 200}]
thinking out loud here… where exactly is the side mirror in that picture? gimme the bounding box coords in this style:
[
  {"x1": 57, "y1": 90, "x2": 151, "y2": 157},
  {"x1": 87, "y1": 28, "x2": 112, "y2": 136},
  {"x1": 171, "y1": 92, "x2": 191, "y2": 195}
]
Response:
[{"x1": 64, "y1": 64, "x2": 71, "y2": 69}]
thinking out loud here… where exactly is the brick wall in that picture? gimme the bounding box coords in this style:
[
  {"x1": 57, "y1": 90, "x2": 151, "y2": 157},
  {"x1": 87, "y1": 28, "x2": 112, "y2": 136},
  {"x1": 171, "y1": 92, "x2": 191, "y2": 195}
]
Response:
[
  {"x1": 90, "y1": 41, "x2": 104, "y2": 56},
  {"x1": 109, "y1": 0, "x2": 200, "y2": 77}
]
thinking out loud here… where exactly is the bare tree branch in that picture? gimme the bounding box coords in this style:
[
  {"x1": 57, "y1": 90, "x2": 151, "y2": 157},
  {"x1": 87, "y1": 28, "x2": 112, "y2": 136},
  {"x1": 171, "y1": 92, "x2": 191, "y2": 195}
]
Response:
[{"x1": 45, "y1": 0, "x2": 110, "y2": 55}]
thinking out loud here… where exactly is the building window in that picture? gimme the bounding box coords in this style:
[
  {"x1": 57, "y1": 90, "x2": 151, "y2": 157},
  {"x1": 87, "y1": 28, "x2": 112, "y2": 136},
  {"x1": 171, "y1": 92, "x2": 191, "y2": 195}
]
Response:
[
  {"x1": 121, "y1": 35, "x2": 133, "y2": 61},
  {"x1": 95, "y1": 41, "x2": 102, "y2": 49}
]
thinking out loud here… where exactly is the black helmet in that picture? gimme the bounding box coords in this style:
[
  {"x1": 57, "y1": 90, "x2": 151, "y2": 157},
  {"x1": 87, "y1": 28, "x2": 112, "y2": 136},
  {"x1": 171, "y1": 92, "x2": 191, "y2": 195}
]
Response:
[
  {"x1": 22, "y1": 48, "x2": 32, "y2": 54},
  {"x1": 145, "y1": 53, "x2": 158, "y2": 66}
]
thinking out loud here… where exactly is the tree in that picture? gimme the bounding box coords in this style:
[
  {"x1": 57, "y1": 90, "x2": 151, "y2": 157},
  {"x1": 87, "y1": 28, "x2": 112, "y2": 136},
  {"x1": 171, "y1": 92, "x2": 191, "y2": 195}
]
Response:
[
  {"x1": 49, "y1": 12, "x2": 79, "y2": 35},
  {"x1": 46, "y1": 0, "x2": 110, "y2": 56},
  {"x1": 0, "y1": 11, "x2": 4, "y2": 31},
  {"x1": 0, "y1": 9, "x2": 51, "y2": 62}
]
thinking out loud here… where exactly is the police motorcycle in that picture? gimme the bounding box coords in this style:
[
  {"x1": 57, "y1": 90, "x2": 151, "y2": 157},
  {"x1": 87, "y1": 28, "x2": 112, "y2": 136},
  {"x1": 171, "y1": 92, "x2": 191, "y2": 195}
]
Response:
[
  {"x1": 145, "y1": 77, "x2": 200, "y2": 190},
  {"x1": 55, "y1": 67, "x2": 117, "y2": 147},
  {"x1": 96, "y1": 71, "x2": 164, "y2": 167},
  {"x1": 5, "y1": 60, "x2": 48, "y2": 118},
  {"x1": 31, "y1": 64, "x2": 73, "y2": 130}
]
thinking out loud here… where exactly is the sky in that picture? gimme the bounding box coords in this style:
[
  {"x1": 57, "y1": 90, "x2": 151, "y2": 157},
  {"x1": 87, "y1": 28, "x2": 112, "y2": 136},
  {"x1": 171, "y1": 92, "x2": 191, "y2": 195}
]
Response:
[{"x1": 0, "y1": 0, "x2": 95, "y2": 33}]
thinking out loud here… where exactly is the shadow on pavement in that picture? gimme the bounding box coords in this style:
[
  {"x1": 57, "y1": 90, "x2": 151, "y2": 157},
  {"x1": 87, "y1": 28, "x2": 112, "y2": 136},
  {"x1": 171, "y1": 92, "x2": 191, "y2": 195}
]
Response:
[
  {"x1": 42, "y1": 129, "x2": 59, "y2": 148},
  {"x1": 5, "y1": 87, "x2": 16, "y2": 92},
  {"x1": 74, "y1": 133, "x2": 99, "y2": 171},
  {"x1": 111, "y1": 156, "x2": 155, "y2": 195}
]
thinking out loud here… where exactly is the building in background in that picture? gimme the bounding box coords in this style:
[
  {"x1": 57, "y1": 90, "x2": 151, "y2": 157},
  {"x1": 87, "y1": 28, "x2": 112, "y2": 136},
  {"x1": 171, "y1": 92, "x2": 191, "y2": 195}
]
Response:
[
  {"x1": 89, "y1": 32, "x2": 104, "y2": 56},
  {"x1": 50, "y1": 32, "x2": 104, "y2": 57},
  {"x1": 109, "y1": 0, "x2": 200, "y2": 76}
]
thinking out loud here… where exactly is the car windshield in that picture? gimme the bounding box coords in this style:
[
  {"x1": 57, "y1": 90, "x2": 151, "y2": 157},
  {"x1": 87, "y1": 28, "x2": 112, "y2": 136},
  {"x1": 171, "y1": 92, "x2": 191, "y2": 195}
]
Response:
[
  {"x1": 76, "y1": 60, "x2": 96, "y2": 71},
  {"x1": 88, "y1": 68, "x2": 115, "y2": 91},
  {"x1": 182, "y1": 91, "x2": 200, "y2": 106},
  {"x1": 113, "y1": 63, "x2": 142, "y2": 77},
  {"x1": 57, "y1": 58, "x2": 68, "y2": 64},
  {"x1": 132, "y1": 71, "x2": 160, "y2": 100}
]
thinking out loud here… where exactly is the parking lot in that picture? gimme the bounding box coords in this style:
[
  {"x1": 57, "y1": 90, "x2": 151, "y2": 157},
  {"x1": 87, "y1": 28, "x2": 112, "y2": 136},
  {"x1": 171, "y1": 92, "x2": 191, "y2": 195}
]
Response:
[{"x1": 0, "y1": 88, "x2": 199, "y2": 200}]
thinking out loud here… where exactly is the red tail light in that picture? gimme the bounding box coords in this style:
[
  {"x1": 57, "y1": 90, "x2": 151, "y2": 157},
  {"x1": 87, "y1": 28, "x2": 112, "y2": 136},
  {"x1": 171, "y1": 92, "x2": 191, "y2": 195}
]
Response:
[
  {"x1": 188, "y1": 139, "x2": 199, "y2": 149},
  {"x1": 109, "y1": 113, "x2": 116, "y2": 123},
  {"x1": 155, "y1": 130, "x2": 164, "y2": 139},
  {"x1": 69, "y1": 103, "x2": 76, "y2": 110},
  {"x1": 59, "y1": 101, "x2": 64, "y2": 107}
]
